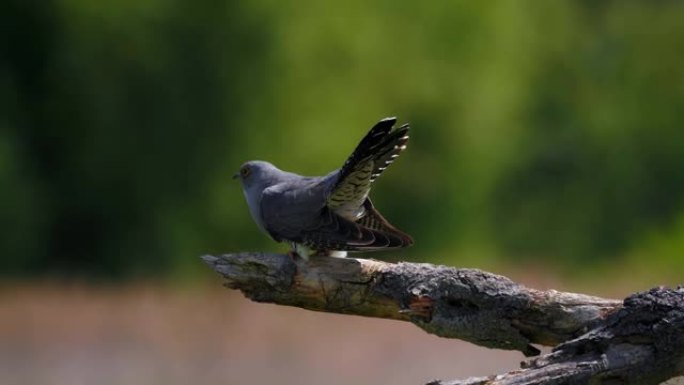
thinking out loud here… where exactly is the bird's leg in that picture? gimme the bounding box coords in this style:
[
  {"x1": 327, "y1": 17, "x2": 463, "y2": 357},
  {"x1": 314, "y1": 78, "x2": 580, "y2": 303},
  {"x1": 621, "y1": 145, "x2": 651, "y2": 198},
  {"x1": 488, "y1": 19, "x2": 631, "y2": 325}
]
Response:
[
  {"x1": 290, "y1": 243, "x2": 311, "y2": 261},
  {"x1": 287, "y1": 249, "x2": 300, "y2": 261},
  {"x1": 286, "y1": 242, "x2": 300, "y2": 261}
]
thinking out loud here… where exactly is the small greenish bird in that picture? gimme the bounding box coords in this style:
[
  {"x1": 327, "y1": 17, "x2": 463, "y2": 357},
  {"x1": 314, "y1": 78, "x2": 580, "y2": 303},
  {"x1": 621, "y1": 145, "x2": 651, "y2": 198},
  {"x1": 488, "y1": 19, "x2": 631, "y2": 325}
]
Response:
[{"x1": 234, "y1": 117, "x2": 413, "y2": 259}]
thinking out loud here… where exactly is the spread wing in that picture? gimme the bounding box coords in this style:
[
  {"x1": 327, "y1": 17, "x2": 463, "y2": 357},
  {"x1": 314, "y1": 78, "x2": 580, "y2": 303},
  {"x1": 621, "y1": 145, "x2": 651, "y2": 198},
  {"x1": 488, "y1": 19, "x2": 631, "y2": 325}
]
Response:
[{"x1": 327, "y1": 117, "x2": 410, "y2": 220}]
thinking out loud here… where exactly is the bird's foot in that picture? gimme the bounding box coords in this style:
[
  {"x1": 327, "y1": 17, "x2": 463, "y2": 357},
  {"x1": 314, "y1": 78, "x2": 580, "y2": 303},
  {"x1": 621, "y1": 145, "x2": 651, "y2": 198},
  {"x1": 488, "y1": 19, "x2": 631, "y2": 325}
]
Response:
[
  {"x1": 287, "y1": 250, "x2": 303, "y2": 261},
  {"x1": 289, "y1": 245, "x2": 312, "y2": 261}
]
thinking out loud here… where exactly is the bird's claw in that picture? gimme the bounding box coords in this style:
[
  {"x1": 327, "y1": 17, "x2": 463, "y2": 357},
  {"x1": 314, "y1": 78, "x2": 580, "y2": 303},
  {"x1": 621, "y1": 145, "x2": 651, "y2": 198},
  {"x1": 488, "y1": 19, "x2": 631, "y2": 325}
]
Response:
[{"x1": 287, "y1": 250, "x2": 300, "y2": 261}]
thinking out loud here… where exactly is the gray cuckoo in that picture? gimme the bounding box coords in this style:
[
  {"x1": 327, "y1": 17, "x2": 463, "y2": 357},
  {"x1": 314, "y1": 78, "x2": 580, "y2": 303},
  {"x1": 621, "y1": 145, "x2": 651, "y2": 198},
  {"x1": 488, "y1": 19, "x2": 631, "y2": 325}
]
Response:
[{"x1": 234, "y1": 117, "x2": 414, "y2": 259}]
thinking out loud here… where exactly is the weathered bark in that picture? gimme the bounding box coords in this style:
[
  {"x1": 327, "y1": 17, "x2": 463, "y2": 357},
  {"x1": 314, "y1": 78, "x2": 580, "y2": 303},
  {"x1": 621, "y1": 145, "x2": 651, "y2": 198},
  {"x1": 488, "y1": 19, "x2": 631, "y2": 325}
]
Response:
[
  {"x1": 201, "y1": 253, "x2": 620, "y2": 356},
  {"x1": 429, "y1": 287, "x2": 684, "y2": 385},
  {"x1": 201, "y1": 253, "x2": 684, "y2": 384}
]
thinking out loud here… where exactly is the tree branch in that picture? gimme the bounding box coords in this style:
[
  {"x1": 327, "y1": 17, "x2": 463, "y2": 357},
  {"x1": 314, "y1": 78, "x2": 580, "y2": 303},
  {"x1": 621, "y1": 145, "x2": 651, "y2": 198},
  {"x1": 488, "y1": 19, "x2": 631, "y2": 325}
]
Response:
[
  {"x1": 202, "y1": 253, "x2": 684, "y2": 384},
  {"x1": 201, "y1": 253, "x2": 620, "y2": 356},
  {"x1": 429, "y1": 287, "x2": 684, "y2": 385}
]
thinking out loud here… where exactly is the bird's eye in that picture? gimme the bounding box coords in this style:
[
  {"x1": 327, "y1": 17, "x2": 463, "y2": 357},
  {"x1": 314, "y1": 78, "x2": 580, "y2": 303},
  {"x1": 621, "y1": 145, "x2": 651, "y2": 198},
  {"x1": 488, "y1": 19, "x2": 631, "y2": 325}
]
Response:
[{"x1": 240, "y1": 166, "x2": 251, "y2": 178}]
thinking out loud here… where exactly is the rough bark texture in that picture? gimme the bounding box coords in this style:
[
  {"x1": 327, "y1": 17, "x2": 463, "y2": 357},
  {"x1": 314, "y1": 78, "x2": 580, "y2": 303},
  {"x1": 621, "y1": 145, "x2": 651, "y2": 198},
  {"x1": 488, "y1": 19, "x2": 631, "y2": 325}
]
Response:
[
  {"x1": 201, "y1": 253, "x2": 620, "y2": 356},
  {"x1": 429, "y1": 287, "x2": 684, "y2": 385},
  {"x1": 202, "y1": 253, "x2": 684, "y2": 384}
]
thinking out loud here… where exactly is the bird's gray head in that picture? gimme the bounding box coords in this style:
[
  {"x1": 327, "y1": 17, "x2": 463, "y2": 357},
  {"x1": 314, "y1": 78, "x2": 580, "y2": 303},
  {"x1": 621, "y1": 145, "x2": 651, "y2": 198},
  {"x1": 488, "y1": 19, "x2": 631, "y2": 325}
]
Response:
[{"x1": 233, "y1": 160, "x2": 281, "y2": 191}]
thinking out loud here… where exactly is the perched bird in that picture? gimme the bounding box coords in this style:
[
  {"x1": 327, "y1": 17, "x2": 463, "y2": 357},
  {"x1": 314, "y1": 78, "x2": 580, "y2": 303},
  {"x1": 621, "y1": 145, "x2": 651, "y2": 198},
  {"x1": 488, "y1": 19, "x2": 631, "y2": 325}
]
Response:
[{"x1": 234, "y1": 117, "x2": 414, "y2": 259}]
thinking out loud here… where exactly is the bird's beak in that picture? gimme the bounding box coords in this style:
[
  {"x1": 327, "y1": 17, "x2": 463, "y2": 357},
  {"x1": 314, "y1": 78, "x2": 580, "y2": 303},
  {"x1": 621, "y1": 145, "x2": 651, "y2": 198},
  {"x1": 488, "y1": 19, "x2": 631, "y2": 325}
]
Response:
[{"x1": 232, "y1": 172, "x2": 240, "y2": 180}]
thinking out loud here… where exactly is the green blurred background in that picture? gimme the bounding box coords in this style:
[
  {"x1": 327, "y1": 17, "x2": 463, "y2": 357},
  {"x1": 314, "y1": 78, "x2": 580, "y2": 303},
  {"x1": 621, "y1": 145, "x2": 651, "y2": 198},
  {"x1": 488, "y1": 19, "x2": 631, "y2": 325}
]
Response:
[{"x1": 2, "y1": 0, "x2": 684, "y2": 285}]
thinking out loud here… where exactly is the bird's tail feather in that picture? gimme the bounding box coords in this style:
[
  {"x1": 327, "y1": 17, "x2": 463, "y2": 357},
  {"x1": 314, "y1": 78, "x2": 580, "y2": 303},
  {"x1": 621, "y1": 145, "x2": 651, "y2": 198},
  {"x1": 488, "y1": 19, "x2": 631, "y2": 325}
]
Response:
[{"x1": 339, "y1": 117, "x2": 410, "y2": 184}]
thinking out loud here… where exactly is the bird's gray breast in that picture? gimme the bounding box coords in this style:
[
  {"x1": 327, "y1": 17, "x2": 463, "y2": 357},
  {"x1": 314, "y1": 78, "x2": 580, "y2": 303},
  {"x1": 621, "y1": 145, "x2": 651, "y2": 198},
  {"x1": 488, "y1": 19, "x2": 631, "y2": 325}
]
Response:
[{"x1": 244, "y1": 187, "x2": 269, "y2": 235}]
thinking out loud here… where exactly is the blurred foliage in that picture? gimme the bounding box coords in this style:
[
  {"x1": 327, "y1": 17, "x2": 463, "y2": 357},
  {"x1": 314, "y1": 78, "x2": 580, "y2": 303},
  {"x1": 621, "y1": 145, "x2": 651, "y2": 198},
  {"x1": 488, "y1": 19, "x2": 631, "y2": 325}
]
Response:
[{"x1": 1, "y1": 0, "x2": 683, "y2": 280}]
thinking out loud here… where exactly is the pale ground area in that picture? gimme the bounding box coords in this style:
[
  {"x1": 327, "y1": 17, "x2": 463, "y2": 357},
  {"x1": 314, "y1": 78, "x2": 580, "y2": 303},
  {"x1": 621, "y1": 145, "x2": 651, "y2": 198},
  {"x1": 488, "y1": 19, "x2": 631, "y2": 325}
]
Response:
[
  {"x1": 0, "y1": 282, "x2": 527, "y2": 385},
  {"x1": 0, "y1": 279, "x2": 681, "y2": 385}
]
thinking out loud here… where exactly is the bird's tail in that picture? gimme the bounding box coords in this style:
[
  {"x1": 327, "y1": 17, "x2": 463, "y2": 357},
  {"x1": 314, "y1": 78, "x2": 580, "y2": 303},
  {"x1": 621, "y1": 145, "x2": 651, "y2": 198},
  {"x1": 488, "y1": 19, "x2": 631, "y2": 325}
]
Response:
[
  {"x1": 340, "y1": 117, "x2": 410, "y2": 184},
  {"x1": 356, "y1": 199, "x2": 414, "y2": 249}
]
